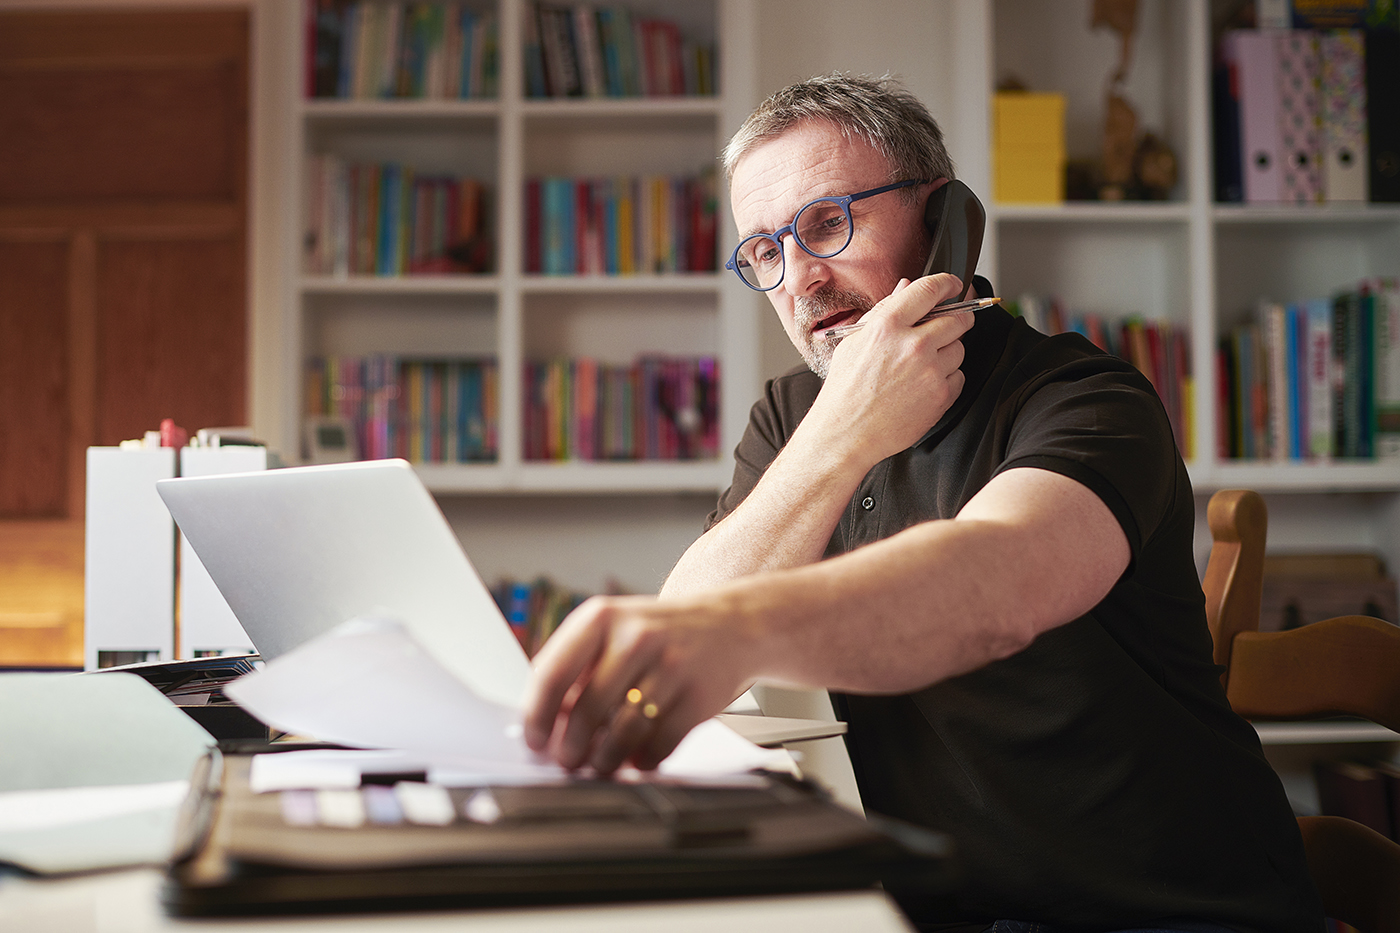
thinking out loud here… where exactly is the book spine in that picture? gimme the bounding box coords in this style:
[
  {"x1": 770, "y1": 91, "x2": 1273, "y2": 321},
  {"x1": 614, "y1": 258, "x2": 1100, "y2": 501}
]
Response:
[
  {"x1": 1359, "y1": 289, "x2": 1375, "y2": 457},
  {"x1": 1216, "y1": 342, "x2": 1232, "y2": 459},
  {"x1": 480, "y1": 11, "x2": 499, "y2": 98},
  {"x1": 1305, "y1": 297, "x2": 1334, "y2": 458},
  {"x1": 1290, "y1": 302, "x2": 1306, "y2": 459},
  {"x1": 378, "y1": 2, "x2": 403, "y2": 98},
  {"x1": 336, "y1": 2, "x2": 359, "y2": 98},
  {"x1": 1262, "y1": 301, "x2": 1291, "y2": 460},
  {"x1": 1372, "y1": 279, "x2": 1400, "y2": 458},
  {"x1": 614, "y1": 7, "x2": 638, "y2": 96},
  {"x1": 444, "y1": 361, "x2": 459, "y2": 462},
  {"x1": 1213, "y1": 47, "x2": 1244, "y2": 202},
  {"x1": 573, "y1": 5, "x2": 605, "y2": 98},
  {"x1": 522, "y1": 3, "x2": 546, "y2": 97},
  {"x1": 376, "y1": 164, "x2": 397, "y2": 275},
  {"x1": 1236, "y1": 323, "x2": 1256, "y2": 459},
  {"x1": 442, "y1": 3, "x2": 462, "y2": 99},
  {"x1": 524, "y1": 177, "x2": 543, "y2": 274},
  {"x1": 1335, "y1": 292, "x2": 1356, "y2": 457}
]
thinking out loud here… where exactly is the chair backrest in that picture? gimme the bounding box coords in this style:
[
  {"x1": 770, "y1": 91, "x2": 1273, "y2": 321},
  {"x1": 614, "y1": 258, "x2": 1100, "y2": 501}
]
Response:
[
  {"x1": 1202, "y1": 488, "x2": 1269, "y2": 677},
  {"x1": 1202, "y1": 489, "x2": 1400, "y2": 933},
  {"x1": 1296, "y1": 815, "x2": 1400, "y2": 933},
  {"x1": 1226, "y1": 614, "x2": 1400, "y2": 731}
]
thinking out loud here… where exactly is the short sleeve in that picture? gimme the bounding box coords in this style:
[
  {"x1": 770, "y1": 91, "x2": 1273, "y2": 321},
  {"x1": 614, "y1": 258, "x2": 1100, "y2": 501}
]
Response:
[
  {"x1": 994, "y1": 352, "x2": 1181, "y2": 562},
  {"x1": 705, "y1": 368, "x2": 821, "y2": 531}
]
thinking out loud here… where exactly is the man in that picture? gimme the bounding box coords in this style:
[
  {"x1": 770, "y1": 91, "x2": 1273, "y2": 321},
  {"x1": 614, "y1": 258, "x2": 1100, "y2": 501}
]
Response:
[{"x1": 523, "y1": 74, "x2": 1322, "y2": 932}]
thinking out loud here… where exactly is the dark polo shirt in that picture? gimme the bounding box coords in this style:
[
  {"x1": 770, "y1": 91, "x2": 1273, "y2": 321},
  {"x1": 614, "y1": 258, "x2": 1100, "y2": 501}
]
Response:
[{"x1": 705, "y1": 306, "x2": 1322, "y2": 933}]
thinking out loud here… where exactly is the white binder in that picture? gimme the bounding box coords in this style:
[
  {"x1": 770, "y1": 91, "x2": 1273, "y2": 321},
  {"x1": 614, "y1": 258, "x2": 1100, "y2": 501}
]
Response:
[
  {"x1": 1320, "y1": 31, "x2": 1369, "y2": 203},
  {"x1": 83, "y1": 446, "x2": 177, "y2": 670}
]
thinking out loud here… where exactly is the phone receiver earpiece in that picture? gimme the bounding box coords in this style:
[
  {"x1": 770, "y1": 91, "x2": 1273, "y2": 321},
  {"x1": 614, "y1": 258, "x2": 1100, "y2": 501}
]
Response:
[{"x1": 921, "y1": 179, "x2": 987, "y2": 304}]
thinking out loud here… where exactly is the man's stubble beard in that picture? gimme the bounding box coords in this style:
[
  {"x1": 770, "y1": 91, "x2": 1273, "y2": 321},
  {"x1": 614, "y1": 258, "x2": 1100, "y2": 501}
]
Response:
[{"x1": 792, "y1": 286, "x2": 873, "y2": 380}]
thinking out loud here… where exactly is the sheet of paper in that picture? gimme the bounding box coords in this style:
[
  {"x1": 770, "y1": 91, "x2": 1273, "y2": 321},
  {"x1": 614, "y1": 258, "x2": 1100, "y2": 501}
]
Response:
[
  {"x1": 248, "y1": 748, "x2": 566, "y2": 793},
  {"x1": 226, "y1": 616, "x2": 530, "y2": 762},
  {"x1": 249, "y1": 720, "x2": 791, "y2": 793},
  {"x1": 0, "y1": 673, "x2": 214, "y2": 874},
  {"x1": 0, "y1": 781, "x2": 189, "y2": 833},
  {"x1": 227, "y1": 617, "x2": 791, "y2": 785}
]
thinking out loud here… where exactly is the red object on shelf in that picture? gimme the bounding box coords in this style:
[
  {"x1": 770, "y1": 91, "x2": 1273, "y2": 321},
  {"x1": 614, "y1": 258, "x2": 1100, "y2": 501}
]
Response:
[{"x1": 159, "y1": 418, "x2": 188, "y2": 449}]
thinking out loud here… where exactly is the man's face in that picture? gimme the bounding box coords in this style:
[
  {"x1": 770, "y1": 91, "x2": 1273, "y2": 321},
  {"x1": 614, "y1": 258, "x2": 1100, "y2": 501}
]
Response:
[{"x1": 729, "y1": 120, "x2": 932, "y2": 378}]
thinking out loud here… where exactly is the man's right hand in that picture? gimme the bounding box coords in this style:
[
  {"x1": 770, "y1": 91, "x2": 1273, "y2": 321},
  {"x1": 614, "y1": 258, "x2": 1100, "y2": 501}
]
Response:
[
  {"x1": 802, "y1": 272, "x2": 973, "y2": 472},
  {"x1": 661, "y1": 273, "x2": 974, "y2": 598}
]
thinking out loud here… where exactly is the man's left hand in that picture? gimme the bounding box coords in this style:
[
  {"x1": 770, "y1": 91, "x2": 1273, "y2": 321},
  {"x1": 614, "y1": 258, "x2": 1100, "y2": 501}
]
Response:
[{"x1": 522, "y1": 594, "x2": 757, "y2": 774}]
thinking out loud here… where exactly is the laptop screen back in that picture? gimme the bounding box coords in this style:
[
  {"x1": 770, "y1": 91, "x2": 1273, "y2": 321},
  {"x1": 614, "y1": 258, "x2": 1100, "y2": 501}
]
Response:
[{"x1": 156, "y1": 459, "x2": 531, "y2": 709}]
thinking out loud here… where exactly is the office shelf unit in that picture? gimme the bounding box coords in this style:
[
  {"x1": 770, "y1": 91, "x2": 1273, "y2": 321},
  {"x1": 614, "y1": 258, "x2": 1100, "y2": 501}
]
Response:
[
  {"x1": 978, "y1": 0, "x2": 1400, "y2": 569},
  {"x1": 289, "y1": 0, "x2": 758, "y2": 496}
]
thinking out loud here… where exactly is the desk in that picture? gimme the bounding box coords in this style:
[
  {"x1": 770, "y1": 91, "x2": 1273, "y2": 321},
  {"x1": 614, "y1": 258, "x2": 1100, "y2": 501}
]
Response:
[{"x1": 0, "y1": 868, "x2": 916, "y2": 932}]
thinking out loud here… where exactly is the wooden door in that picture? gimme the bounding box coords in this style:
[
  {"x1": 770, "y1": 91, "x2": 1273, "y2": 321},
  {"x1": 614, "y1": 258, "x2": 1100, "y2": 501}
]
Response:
[{"x1": 0, "y1": 8, "x2": 248, "y2": 666}]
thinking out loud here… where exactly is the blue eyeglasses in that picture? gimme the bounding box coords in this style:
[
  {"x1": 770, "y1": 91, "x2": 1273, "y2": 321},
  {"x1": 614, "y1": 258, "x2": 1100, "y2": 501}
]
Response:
[{"x1": 725, "y1": 179, "x2": 926, "y2": 291}]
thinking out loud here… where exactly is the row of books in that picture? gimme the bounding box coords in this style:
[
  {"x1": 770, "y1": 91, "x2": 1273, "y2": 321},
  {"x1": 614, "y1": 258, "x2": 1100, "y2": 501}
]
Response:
[
  {"x1": 523, "y1": 355, "x2": 719, "y2": 462},
  {"x1": 490, "y1": 575, "x2": 600, "y2": 657},
  {"x1": 304, "y1": 155, "x2": 491, "y2": 276},
  {"x1": 525, "y1": 3, "x2": 716, "y2": 99},
  {"x1": 306, "y1": 1, "x2": 499, "y2": 99},
  {"x1": 1217, "y1": 280, "x2": 1400, "y2": 461},
  {"x1": 1007, "y1": 295, "x2": 1195, "y2": 460},
  {"x1": 525, "y1": 172, "x2": 718, "y2": 275},
  {"x1": 1213, "y1": 27, "x2": 1399, "y2": 203},
  {"x1": 305, "y1": 355, "x2": 499, "y2": 463}
]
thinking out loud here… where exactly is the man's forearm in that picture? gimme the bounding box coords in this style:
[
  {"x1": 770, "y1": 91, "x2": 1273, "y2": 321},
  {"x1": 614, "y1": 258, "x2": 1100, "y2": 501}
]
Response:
[
  {"x1": 701, "y1": 468, "x2": 1131, "y2": 694},
  {"x1": 664, "y1": 278, "x2": 977, "y2": 598}
]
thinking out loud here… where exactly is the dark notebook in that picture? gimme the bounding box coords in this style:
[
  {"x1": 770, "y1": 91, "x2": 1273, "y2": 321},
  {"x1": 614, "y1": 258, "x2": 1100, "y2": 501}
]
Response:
[{"x1": 163, "y1": 746, "x2": 955, "y2": 916}]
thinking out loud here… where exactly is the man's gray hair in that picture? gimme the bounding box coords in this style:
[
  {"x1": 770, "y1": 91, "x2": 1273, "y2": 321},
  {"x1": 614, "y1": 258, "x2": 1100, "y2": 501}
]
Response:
[{"x1": 722, "y1": 72, "x2": 955, "y2": 200}]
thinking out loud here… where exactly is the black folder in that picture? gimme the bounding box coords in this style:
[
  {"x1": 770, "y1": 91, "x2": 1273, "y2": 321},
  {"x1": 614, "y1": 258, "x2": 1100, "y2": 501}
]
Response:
[{"x1": 163, "y1": 746, "x2": 956, "y2": 916}]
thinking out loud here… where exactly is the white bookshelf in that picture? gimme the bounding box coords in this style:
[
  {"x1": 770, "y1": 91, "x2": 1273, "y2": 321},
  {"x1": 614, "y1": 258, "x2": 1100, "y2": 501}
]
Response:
[
  {"x1": 286, "y1": 0, "x2": 758, "y2": 497},
  {"x1": 1255, "y1": 721, "x2": 1400, "y2": 745},
  {"x1": 970, "y1": 0, "x2": 1400, "y2": 570}
]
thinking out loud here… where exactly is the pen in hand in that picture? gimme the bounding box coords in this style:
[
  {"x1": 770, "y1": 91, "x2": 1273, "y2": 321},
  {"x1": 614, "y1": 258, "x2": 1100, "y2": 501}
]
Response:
[{"x1": 823, "y1": 296, "x2": 1003, "y2": 342}]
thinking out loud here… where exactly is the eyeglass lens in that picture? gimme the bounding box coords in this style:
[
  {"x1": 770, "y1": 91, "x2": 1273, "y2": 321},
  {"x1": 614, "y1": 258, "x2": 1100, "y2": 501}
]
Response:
[{"x1": 734, "y1": 198, "x2": 853, "y2": 289}]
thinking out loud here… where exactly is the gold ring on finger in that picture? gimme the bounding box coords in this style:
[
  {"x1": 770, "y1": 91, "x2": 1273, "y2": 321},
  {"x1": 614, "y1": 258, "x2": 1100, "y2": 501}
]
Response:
[{"x1": 626, "y1": 687, "x2": 659, "y2": 720}]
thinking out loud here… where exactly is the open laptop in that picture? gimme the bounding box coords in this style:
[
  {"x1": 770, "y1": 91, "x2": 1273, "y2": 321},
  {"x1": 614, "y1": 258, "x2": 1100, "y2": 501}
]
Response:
[{"x1": 155, "y1": 459, "x2": 531, "y2": 709}]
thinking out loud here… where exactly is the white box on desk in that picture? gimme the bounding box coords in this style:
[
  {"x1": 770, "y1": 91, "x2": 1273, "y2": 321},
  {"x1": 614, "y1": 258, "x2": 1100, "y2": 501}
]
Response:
[
  {"x1": 176, "y1": 446, "x2": 268, "y2": 658},
  {"x1": 84, "y1": 446, "x2": 177, "y2": 670}
]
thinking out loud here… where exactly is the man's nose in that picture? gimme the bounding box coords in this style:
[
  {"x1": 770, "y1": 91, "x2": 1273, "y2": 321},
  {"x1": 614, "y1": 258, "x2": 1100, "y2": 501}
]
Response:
[{"x1": 781, "y1": 237, "x2": 829, "y2": 297}]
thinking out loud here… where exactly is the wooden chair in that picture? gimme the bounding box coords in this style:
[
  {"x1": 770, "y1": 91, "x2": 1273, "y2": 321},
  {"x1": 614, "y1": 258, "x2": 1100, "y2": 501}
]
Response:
[{"x1": 1202, "y1": 489, "x2": 1400, "y2": 933}]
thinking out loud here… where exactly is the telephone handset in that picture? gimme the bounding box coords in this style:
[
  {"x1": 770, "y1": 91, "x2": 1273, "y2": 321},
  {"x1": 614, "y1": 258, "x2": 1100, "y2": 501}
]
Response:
[
  {"x1": 822, "y1": 180, "x2": 994, "y2": 344},
  {"x1": 921, "y1": 179, "x2": 987, "y2": 304}
]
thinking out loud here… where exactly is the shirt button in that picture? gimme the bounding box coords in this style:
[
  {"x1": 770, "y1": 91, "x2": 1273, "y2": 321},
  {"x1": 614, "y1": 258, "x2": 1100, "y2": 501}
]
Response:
[{"x1": 861, "y1": 496, "x2": 875, "y2": 511}]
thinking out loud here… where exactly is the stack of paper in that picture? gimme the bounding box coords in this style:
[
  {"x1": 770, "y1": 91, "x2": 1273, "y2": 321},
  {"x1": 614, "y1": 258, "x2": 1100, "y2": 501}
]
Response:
[{"x1": 225, "y1": 617, "x2": 793, "y2": 790}]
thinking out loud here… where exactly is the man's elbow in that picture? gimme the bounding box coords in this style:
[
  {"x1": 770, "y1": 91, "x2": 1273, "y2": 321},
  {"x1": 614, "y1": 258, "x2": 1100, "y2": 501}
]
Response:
[{"x1": 988, "y1": 611, "x2": 1044, "y2": 663}]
